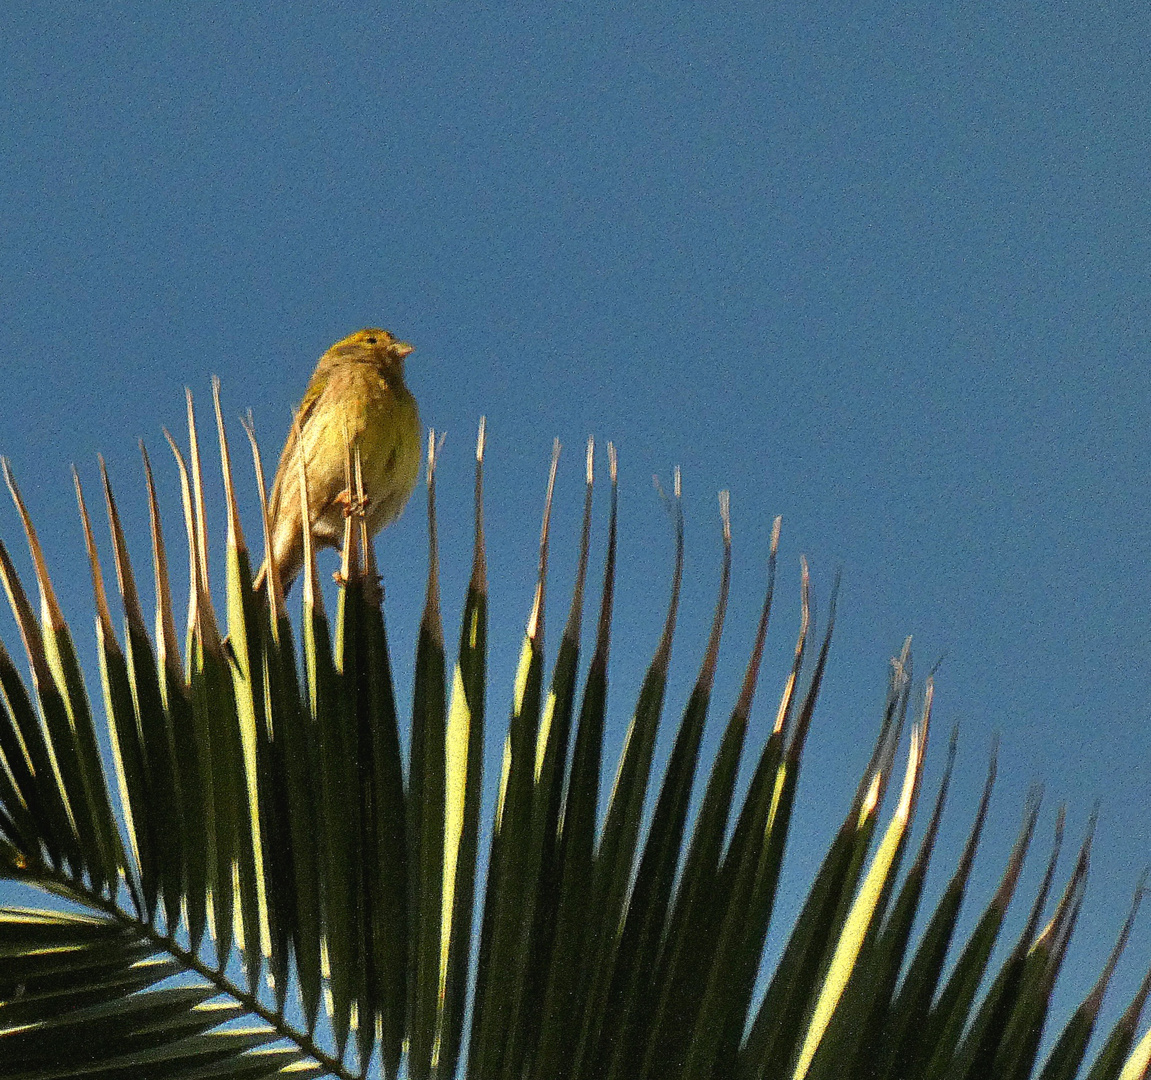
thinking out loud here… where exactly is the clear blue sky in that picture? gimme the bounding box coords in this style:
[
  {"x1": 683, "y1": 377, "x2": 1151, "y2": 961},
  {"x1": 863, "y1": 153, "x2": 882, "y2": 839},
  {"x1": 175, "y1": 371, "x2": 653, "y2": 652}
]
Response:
[{"x1": 2, "y1": 0, "x2": 1149, "y2": 1062}]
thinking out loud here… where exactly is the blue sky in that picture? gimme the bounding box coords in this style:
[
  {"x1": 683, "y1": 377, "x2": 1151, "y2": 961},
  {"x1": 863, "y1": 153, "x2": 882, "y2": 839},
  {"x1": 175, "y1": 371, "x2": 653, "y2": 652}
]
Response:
[{"x1": 2, "y1": 0, "x2": 1150, "y2": 1062}]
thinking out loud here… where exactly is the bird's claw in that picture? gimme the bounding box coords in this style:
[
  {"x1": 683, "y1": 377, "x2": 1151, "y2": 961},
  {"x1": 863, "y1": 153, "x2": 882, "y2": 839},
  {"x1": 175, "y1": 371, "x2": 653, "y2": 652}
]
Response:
[{"x1": 336, "y1": 489, "x2": 372, "y2": 518}]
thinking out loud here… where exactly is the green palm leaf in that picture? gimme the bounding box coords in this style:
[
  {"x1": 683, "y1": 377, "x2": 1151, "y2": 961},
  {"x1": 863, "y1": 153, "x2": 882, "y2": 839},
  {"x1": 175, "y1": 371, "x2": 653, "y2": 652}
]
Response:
[{"x1": 1, "y1": 387, "x2": 1149, "y2": 1079}]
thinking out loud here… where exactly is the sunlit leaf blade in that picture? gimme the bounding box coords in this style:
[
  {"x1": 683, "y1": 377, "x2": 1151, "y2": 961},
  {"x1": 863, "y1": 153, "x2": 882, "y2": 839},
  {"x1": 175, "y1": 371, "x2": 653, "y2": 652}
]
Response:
[
  {"x1": 359, "y1": 576, "x2": 408, "y2": 1077},
  {"x1": 44, "y1": 616, "x2": 126, "y2": 904},
  {"x1": 530, "y1": 442, "x2": 617, "y2": 1080},
  {"x1": 822, "y1": 638, "x2": 911, "y2": 944},
  {"x1": 501, "y1": 438, "x2": 595, "y2": 1080},
  {"x1": 1076, "y1": 896, "x2": 1151, "y2": 1080},
  {"x1": 76, "y1": 469, "x2": 153, "y2": 916},
  {"x1": 244, "y1": 606, "x2": 291, "y2": 1014},
  {"x1": 311, "y1": 561, "x2": 356, "y2": 1057},
  {"x1": 469, "y1": 439, "x2": 557, "y2": 1080},
  {"x1": 1040, "y1": 993, "x2": 1107, "y2": 1080},
  {"x1": 599, "y1": 491, "x2": 733, "y2": 1080},
  {"x1": 791, "y1": 709, "x2": 943, "y2": 1068},
  {"x1": 334, "y1": 570, "x2": 375, "y2": 1073},
  {"x1": 0, "y1": 908, "x2": 151, "y2": 979},
  {"x1": 0, "y1": 910, "x2": 310, "y2": 1077},
  {"x1": 0, "y1": 954, "x2": 181, "y2": 1027},
  {"x1": 939, "y1": 804, "x2": 1065, "y2": 1080},
  {"x1": 4, "y1": 460, "x2": 124, "y2": 900},
  {"x1": 900, "y1": 786, "x2": 1040, "y2": 1079},
  {"x1": 139, "y1": 442, "x2": 191, "y2": 939},
  {"x1": 0, "y1": 529, "x2": 85, "y2": 875},
  {"x1": 105, "y1": 454, "x2": 187, "y2": 932},
  {"x1": 701, "y1": 572, "x2": 823, "y2": 1080},
  {"x1": 797, "y1": 687, "x2": 932, "y2": 1080},
  {"x1": 1086, "y1": 961, "x2": 1151, "y2": 1080},
  {"x1": 242, "y1": 409, "x2": 324, "y2": 1030},
  {"x1": 805, "y1": 708, "x2": 954, "y2": 1080},
  {"x1": 2, "y1": 985, "x2": 229, "y2": 1064},
  {"x1": 187, "y1": 600, "x2": 243, "y2": 970},
  {"x1": 153, "y1": 1046, "x2": 326, "y2": 1080},
  {"x1": 410, "y1": 433, "x2": 447, "y2": 1080},
  {"x1": 0, "y1": 628, "x2": 70, "y2": 871},
  {"x1": 329, "y1": 453, "x2": 410, "y2": 1079},
  {"x1": 265, "y1": 602, "x2": 323, "y2": 1031},
  {"x1": 991, "y1": 821, "x2": 1093, "y2": 1080},
  {"x1": 0, "y1": 727, "x2": 38, "y2": 859},
  {"x1": 215, "y1": 381, "x2": 271, "y2": 998},
  {"x1": 33, "y1": 1035, "x2": 315, "y2": 1080},
  {"x1": 294, "y1": 429, "x2": 358, "y2": 1057},
  {"x1": 810, "y1": 715, "x2": 951, "y2": 1079},
  {"x1": 736, "y1": 613, "x2": 893, "y2": 1080},
  {"x1": 473, "y1": 633, "x2": 541, "y2": 1075},
  {"x1": 1117, "y1": 1024, "x2": 1151, "y2": 1080},
  {"x1": 0, "y1": 586, "x2": 46, "y2": 858},
  {"x1": 872, "y1": 741, "x2": 996, "y2": 1080},
  {"x1": 177, "y1": 391, "x2": 236, "y2": 959},
  {"x1": 639, "y1": 511, "x2": 778, "y2": 1080},
  {"x1": 569, "y1": 469, "x2": 684, "y2": 1080},
  {"x1": 167, "y1": 662, "x2": 206, "y2": 951},
  {"x1": 436, "y1": 418, "x2": 488, "y2": 1080},
  {"x1": 166, "y1": 426, "x2": 224, "y2": 957},
  {"x1": 181, "y1": 392, "x2": 249, "y2": 972}
]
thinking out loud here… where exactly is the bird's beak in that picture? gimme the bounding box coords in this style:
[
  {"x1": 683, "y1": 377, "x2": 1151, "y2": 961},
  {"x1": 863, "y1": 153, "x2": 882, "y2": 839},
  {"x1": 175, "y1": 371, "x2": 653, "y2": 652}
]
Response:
[{"x1": 393, "y1": 341, "x2": 415, "y2": 360}]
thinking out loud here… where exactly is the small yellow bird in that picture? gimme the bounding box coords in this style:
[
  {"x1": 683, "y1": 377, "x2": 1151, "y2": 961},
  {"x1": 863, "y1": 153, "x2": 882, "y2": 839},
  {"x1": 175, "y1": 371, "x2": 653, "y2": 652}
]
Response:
[{"x1": 254, "y1": 327, "x2": 422, "y2": 596}]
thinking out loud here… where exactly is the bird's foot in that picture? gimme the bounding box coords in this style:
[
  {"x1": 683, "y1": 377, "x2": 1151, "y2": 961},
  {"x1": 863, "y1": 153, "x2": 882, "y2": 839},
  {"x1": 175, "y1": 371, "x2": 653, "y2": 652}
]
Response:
[{"x1": 336, "y1": 488, "x2": 372, "y2": 518}]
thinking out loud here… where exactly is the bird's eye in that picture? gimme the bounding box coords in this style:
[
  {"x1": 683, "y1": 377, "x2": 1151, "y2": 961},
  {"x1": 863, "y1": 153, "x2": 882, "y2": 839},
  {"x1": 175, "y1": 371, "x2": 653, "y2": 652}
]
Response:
[{"x1": 366, "y1": 336, "x2": 377, "y2": 344}]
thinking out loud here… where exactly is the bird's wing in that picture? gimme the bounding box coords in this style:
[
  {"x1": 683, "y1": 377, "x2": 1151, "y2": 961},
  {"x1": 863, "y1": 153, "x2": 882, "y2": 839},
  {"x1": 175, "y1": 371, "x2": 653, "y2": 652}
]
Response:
[
  {"x1": 266, "y1": 369, "x2": 330, "y2": 520},
  {"x1": 295, "y1": 367, "x2": 331, "y2": 429}
]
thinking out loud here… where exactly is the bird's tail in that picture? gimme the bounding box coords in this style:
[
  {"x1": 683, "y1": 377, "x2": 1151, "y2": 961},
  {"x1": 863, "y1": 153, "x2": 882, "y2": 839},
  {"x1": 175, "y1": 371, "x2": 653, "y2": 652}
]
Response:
[
  {"x1": 250, "y1": 559, "x2": 298, "y2": 606},
  {"x1": 252, "y1": 561, "x2": 268, "y2": 601}
]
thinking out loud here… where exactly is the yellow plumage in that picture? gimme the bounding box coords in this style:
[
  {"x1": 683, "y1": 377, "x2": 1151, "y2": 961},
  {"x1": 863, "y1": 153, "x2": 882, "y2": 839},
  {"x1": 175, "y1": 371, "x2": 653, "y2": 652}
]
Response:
[{"x1": 255, "y1": 327, "x2": 422, "y2": 594}]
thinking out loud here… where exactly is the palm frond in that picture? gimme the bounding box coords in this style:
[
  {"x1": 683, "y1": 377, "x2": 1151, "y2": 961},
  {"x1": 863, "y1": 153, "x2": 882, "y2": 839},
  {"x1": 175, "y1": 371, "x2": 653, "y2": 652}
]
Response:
[{"x1": 0, "y1": 391, "x2": 1149, "y2": 1080}]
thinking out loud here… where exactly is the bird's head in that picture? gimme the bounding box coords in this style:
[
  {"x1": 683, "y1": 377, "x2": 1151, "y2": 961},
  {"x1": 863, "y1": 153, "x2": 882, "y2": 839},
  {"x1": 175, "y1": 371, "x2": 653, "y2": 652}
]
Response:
[{"x1": 331, "y1": 327, "x2": 415, "y2": 370}]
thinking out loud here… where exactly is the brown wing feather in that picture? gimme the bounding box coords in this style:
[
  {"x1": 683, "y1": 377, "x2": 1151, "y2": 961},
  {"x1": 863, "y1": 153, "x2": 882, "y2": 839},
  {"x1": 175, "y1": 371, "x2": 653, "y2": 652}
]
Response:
[{"x1": 266, "y1": 368, "x2": 330, "y2": 522}]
